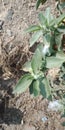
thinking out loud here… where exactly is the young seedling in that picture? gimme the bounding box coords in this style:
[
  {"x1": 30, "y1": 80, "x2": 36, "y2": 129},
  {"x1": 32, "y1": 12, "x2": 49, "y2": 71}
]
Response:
[{"x1": 13, "y1": 8, "x2": 65, "y2": 101}]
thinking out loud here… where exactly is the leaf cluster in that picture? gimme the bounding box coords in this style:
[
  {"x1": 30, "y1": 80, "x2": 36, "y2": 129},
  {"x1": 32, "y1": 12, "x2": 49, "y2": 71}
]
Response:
[{"x1": 13, "y1": 6, "x2": 65, "y2": 101}]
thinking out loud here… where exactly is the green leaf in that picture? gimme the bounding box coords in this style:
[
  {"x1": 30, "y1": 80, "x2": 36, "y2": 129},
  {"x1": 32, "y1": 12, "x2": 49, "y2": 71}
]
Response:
[
  {"x1": 36, "y1": 0, "x2": 41, "y2": 9},
  {"x1": 40, "y1": 79, "x2": 46, "y2": 97},
  {"x1": 13, "y1": 74, "x2": 34, "y2": 94},
  {"x1": 50, "y1": 14, "x2": 65, "y2": 27},
  {"x1": 37, "y1": 43, "x2": 46, "y2": 58},
  {"x1": 33, "y1": 80, "x2": 40, "y2": 96},
  {"x1": 42, "y1": 33, "x2": 52, "y2": 55},
  {"x1": 57, "y1": 2, "x2": 65, "y2": 14},
  {"x1": 38, "y1": 12, "x2": 47, "y2": 27},
  {"x1": 40, "y1": 77, "x2": 51, "y2": 99},
  {"x1": 36, "y1": 0, "x2": 47, "y2": 9},
  {"x1": 29, "y1": 80, "x2": 40, "y2": 96},
  {"x1": 22, "y1": 61, "x2": 32, "y2": 73},
  {"x1": 61, "y1": 122, "x2": 65, "y2": 126},
  {"x1": 41, "y1": 0, "x2": 47, "y2": 4},
  {"x1": 55, "y1": 33, "x2": 63, "y2": 51},
  {"x1": 55, "y1": 13, "x2": 65, "y2": 25},
  {"x1": 31, "y1": 48, "x2": 42, "y2": 74},
  {"x1": 43, "y1": 33, "x2": 51, "y2": 45},
  {"x1": 56, "y1": 51, "x2": 65, "y2": 60},
  {"x1": 30, "y1": 30, "x2": 43, "y2": 47},
  {"x1": 43, "y1": 77, "x2": 51, "y2": 99},
  {"x1": 29, "y1": 81, "x2": 34, "y2": 94},
  {"x1": 57, "y1": 25, "x2": 65, "y2": 33},
  {"x1": 61, "y1": 111, "x2": 65, "y2": 118},
  {"x1": 46, "y1": 55, "x2": 65, "y2": 69},
  {"x1": 25, "y1": 25, "x2": 41, "y2": 33},
  {"x1": 45, "y1": 7, "x2": 53, "y2": 25}
]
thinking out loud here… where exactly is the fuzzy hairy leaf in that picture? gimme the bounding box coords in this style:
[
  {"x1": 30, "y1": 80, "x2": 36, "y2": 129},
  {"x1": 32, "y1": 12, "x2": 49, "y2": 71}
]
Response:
[
  {"x1": 55, "y1": 33, "x2": 63, "y2": 51},
  {"x1": 25, "y1": 25, "x2": 41, "y2": 33},
  {"x1": 40, "y1": 79, "x2": 46, "y2": 97},
  {"x1": 31, "y1": 48, "x2": 42, "y2": 74},
  {"x1": 39, "y1": 12, "x2": 47, "y2": 27},
  {"x1": 36, "y1": 0, "x2": 41, "y2": 9},
  {"x1": 13, "y1": 74, "x2": 34, "y2": 94},
  {"x1": 29, "y1": 81, "x2": 34, "y2": 94},
  {"x1": 56, "y1": 51, "x2": 65, "y2": 60},
  {"x1": 62, "y1": 122, "x2": 65, "y2": 126},
  {"x1": 43, "y1": 33, "x2": 51, "y2": 45},
  {"x1": 29, "y1": 80, "x2": 40, "y2": 96},
  {"x1": 33, "y1": 80, "x2": 40, "y2": 96},
  {"x1": 50, "y1": 13, "x2": 65, "y2": 27},
  {"x1": 46, "y1": 55, "x2": 65, "y2": 69},
  {"x1": 30, "y1": 30, "x2": 43, "y2": 47},
  {"x1": 55, "y1": 13, "x2": 65, "y2": 25},
  {"x1": 22, "y1": 61, "x2": 32, "y2": 72},
  {"x1": 45, "y1": 7, "x2": 53, "y2": 25},
  {"x1": 36, "y1": 0, "x2": 47, "y2": 9},
  {"x1": 57, "y1": 25, "x2": 65, "y2": 33},
  {"x1": 40, "y1": 77, "x2": 51, "y2": 99},
  {"x1": 43, "y1": 77, "x2": 51, "y2": 99}
]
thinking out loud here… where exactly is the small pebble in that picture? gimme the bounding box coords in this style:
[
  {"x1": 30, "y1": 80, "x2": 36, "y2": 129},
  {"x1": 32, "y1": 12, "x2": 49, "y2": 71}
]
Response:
[
  {"x1": 48, "y1": 100, "x2": 64, "y2": 112},
  {"x1": 41, "y1": 117, "x2": 48, "y2": 122},
  {"x1": 6, "y1": 29, "x2": 12, "y2": 37},
  {"x1": 6, "y1": 8, "x2": 14, "y2": 20},
  {"x1": 0, "y1": 20, "x2": 4, "y2": 30}
]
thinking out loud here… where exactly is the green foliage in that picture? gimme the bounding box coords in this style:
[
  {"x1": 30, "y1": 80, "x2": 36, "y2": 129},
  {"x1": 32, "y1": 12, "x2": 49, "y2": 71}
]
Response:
[
  {"x1": 36, "y1": 0, "x2": 65, "y2": 11},
  {"x1": 13, "y1": 6, "x2": 65, "y2": 107},
  {"x1": 31, "y1": 48, "x2": 42, "y2": 74},
  {"x1": 33, "y1": 80, "x2": 40, "y2": 96},
  {"x1": 13, "y1": 74, "x2": 34, "y2": 94},
  {"x1": 25, "y1": 8, "x2": 65, "y2": 48},
  {"x1": 40, "y1": 77, "x2": 51, "y2": 99},
  {"x1": 11, "y1": 1, "x2": 65, "y2": 128},
  {"x1": 46, "y1": 52, "x2": 65, "y2": 68},
  {"x1": 30, "y1": 30, "x2": 43, "y2": 47},
  {"x1": 25, "y1": 25, "x2": 41, "y2": 33},
  {"x1": 57, "y1": 1, "x2": 65, "y2": 14},
  {"x1": 13, "y1": 46, "x2": 52, "y2": 98},
  {"x1": 36, "y1": 0, "x2": 47, "y2": 9}
]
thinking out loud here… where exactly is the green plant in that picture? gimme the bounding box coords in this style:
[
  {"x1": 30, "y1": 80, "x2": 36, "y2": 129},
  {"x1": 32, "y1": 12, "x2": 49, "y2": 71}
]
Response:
[
  {"x1": 36, "y1": 0, "x2": 47, "y2": 9},
  {"x1": 36, "y1": 0, "x2": 60, "y2": 9},
  {"x1": 13, "y1": 7, "x2": 65, "y2": 101},
  {"x1": 36, "y1": 0, "x2": 65, "y2": 12}
]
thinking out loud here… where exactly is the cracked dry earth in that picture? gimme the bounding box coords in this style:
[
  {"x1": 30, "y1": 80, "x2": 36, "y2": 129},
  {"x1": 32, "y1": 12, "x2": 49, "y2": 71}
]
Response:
[{"x1": 0, "y1": 0, "x2": 65, "y2": 130}]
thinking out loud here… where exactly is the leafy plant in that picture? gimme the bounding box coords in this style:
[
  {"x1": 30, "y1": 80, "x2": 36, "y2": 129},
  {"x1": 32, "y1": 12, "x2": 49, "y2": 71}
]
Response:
[
  {"x1": 57, "y1": 0, "x2": 65, "y2": 14},
  {"x1": 36, "y1": 0, "x2": 65, "y2": 12},
  {"x1": 13, "y1": 48, "x2": 51, "y2": 99},
  {"x1": 13, "y1": 7, "x2": 65, "y2": 102},
  {"x1": 25, "y1": 7, "x2": 65, "y2": 48},
  {"x1": 36, "y1": 0, "x2": 47, "y2": 9}
]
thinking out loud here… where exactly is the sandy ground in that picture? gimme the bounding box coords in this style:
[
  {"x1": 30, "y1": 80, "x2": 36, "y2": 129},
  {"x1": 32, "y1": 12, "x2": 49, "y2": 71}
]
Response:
[{"x1": 0, "y1": 0, "x2": 65, "y2": 130}]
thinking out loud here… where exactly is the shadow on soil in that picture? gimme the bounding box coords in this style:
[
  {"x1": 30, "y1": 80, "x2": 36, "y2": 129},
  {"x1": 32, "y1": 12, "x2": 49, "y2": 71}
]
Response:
[
  {"x1": 0, "y1": 79, "x2": 23, "y2": 125},
  {"x1": 0, "y1": 77, "x2": 16, "y2": 96},
  {"x1": 3, "y1": 107, "x2": 23, "y2": 125},
  {"x1": 0, "y1": 107, "x2": 23, "y2": 125},
  {"x1": 0, "y1": 68, "x2": 23, "y2": 125}
]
